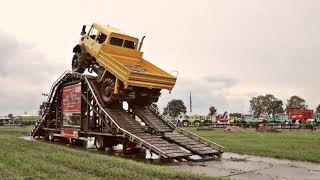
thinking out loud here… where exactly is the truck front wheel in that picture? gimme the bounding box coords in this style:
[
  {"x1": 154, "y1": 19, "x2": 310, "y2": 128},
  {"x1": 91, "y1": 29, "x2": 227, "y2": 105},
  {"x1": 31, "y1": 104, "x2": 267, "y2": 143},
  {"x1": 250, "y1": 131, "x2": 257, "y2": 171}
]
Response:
[{"x1": 72, "y1": 53, "x2": 85, "y2": 73}]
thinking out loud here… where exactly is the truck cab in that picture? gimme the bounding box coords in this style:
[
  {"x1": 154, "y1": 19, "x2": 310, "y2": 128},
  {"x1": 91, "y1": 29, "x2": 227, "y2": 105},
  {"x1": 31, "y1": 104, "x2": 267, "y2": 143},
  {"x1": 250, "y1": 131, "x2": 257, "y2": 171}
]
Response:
[{"x1": 81, "y1": 23, "x2": 142, "y2": 61}]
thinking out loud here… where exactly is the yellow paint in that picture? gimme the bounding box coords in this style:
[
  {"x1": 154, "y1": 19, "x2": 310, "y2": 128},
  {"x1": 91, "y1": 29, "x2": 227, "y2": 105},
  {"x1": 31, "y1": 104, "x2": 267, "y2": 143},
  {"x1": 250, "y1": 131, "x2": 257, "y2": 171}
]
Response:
[{"x1": 114, "y1": 78, "x2": 119, "y2": 94}]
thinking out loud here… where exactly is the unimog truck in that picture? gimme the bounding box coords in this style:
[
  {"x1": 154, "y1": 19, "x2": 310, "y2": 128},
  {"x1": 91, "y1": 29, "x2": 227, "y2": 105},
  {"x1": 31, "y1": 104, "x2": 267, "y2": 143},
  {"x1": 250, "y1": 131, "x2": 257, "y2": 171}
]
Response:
[{"x1": 72, "y1": 22, "x2": 177, "y2": 105}]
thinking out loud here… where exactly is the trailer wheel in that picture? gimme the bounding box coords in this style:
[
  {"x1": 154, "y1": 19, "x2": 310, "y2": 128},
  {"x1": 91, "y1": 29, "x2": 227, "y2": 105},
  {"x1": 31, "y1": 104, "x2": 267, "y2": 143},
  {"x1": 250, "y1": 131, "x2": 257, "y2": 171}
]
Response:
[
  {"x1": 48, "y1": 131, "x2": 54, "y2": 141},
  {"x1": 94, "y1": 136, "x2": 105, "y2": 151}
]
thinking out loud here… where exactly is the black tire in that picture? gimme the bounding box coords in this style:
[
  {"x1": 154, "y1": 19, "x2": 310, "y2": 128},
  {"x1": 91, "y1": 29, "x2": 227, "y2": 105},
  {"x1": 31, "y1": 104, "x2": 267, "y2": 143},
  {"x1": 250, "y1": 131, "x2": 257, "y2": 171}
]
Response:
[
  {"x1": 94, "y1": 136, "x2": 105, "y2": 151},
  {"x1": 182, "y1": 120, "x2": 189, "y2": 127},
  {"x1": 194, "y1": 121, "x2": 200, "y2": 127},
  {"x1": 72, "y1": 53, "x2": 85, "y2": 73},
  {"x1": 100, "y1": 78, "x2": 115, "y2": 104},
  {"x1": 48, "y1": 131, "x2": 54, "y2": 141}
]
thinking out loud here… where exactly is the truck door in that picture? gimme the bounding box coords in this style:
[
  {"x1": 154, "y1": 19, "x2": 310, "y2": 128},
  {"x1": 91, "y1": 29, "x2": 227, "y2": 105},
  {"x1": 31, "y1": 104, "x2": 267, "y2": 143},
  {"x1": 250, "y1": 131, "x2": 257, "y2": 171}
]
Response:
[
  {"x1": 83, "y1": 26, "x2": 98, "y2": 56},
  {"x1": 92, "y1": 32, "x2": 107, "y2": 56}
]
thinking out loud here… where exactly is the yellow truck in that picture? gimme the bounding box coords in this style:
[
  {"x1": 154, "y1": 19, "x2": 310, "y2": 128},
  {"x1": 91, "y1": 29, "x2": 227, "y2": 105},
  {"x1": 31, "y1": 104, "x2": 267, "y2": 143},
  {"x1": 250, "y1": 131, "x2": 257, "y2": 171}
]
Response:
[{"x1": 72, "y1": 23, "x2": 177, "y2": 105}]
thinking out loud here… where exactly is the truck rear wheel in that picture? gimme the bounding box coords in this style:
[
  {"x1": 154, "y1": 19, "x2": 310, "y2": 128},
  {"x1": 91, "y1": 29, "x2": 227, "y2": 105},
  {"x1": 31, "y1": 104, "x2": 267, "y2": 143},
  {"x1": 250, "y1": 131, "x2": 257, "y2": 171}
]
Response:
[{"x1": 100, "y1": 78, "x2": 115, "y2": 104}]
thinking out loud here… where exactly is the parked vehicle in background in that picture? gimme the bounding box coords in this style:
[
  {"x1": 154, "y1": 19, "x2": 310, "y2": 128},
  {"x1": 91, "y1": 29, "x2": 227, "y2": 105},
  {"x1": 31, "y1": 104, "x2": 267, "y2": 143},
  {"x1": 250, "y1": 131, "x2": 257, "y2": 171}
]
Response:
[
  {"x1": 215, "y1": 112, "x2": 229, "y2": 124},
  {"x1": 313, "y1": 113, "x2": 320, "y2": 125},
  {"x1": 272, "y1": 113, "x2": 289, "y2": 123},
  {"x1": 229, "y1": 113, "x2": 242, "y2": 124},
  {"x1": 241, "y1": 114, "x2": 256, "y2": 126},
  {"x1": 189, "y1": 115, "x2": 211, "y2": 126},
  {"x1": 257, "y1": 114, "x2": 270, "y2": 123},
  {"x1": 286, "y1": 108, "x2": 313, "y2": 124},
  {"x1": 174, "y1": 114, "x2": 190, "y2": 127}
]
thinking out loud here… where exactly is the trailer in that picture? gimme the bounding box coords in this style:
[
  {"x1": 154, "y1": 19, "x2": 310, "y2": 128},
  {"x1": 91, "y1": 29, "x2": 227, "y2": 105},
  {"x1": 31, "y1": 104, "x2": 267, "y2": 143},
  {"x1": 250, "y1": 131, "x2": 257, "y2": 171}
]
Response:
[{"x1": 31, "y1": 71, "x2": 224, "y2": 161}]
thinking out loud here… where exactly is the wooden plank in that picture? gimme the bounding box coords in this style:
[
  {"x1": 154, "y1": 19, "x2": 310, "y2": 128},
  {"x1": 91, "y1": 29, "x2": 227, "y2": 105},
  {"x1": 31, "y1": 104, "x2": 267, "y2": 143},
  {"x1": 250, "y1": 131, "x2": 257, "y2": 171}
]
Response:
[
  {"x1": 187, "y1": 146, "x2": 213, "y2": 151},
  {"x1": 163, "y1": 149, "x2": 187, "y2": 154},
  {"x1": 165, "y1": 152, "x2": 191, "y2": 158}
]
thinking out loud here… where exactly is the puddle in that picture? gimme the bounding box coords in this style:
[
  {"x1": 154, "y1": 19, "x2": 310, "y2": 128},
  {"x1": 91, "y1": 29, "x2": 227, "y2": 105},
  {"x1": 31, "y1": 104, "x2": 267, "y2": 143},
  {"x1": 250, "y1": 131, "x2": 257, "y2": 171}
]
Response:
[
  {"x1": 170, "y1": 152, "x2": 320, "y2": 180},
  {"x1": 18, "y1": 135, "x2": 35, "y2": 141}
]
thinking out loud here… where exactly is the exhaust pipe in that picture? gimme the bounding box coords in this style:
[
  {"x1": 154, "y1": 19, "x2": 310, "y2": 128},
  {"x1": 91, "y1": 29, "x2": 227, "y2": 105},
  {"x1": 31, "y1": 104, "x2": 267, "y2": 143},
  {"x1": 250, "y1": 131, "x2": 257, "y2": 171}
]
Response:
[{"x1": 138, "y1": 36, "x2": 146, "y2": 51}]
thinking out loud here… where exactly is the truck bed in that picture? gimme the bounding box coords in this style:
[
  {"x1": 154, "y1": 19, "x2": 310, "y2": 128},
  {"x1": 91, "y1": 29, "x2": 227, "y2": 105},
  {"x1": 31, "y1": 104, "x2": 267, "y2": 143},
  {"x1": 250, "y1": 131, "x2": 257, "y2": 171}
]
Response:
[{"x1": 97, "y1": 51, "x2": 176, "y2": 90}]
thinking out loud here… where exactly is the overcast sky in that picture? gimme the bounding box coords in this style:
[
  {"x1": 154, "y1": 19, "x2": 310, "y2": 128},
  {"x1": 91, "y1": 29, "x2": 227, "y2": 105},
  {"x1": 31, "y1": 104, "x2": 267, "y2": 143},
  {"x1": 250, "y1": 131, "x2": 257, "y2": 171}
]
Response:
[{"x1": 0, "y1": 0, "x2": 319, "y2": 116}]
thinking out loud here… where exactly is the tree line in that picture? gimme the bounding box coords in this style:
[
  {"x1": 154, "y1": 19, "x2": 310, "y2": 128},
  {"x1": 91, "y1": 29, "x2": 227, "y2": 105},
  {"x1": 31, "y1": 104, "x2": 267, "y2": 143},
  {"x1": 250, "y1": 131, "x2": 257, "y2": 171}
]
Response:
[{"x1": 161, "y1": 95, "x2": 320, "y2": 119}]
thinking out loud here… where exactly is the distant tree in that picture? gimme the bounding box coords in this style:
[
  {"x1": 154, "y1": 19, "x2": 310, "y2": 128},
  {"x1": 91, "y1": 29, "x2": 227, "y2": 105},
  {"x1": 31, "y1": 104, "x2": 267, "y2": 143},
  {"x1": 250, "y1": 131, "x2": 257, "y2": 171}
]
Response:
[
  {"x1": 208, "y1": 106, "x2": 217, "y2": 116},
  {"x1": 268, "y1": 99, "x2": 284, "y2": 115},
  {"x1": 316, "y1": 104, "x2": 320, "y2": 113},
  {"x1": 163, "y1": 99, "x2": 187, "y2": 118},
  {"x1": 250, "y1": 94, "x2": 284, "y2": 117},
  {"x1": 7, "y1": 113, "x2": 13, "y2": 118},
  {"x1": 286, "y1": 95, "x2": 306, "y2": 109}
]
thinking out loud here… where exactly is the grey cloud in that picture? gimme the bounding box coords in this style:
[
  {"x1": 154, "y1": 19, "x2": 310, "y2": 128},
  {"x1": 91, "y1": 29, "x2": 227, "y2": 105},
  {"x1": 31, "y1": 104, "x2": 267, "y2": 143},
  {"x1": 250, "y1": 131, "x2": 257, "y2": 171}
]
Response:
[
  {"x1": 0, "y1": 30, "x2": 66, "y2": 115},
  {"x1": 157, "y1": 75, "x2": 245, "y2": 115},
  {"x1": 204, "y1": 76, "x2": 238, "y2": 89}
]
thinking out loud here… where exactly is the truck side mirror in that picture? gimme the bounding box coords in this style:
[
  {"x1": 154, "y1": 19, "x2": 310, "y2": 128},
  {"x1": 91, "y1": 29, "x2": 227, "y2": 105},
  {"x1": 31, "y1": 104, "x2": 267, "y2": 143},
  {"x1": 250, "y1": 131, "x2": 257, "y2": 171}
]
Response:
[{"x1": 81, "y1": 25, "x2": 86, "y2": 35}]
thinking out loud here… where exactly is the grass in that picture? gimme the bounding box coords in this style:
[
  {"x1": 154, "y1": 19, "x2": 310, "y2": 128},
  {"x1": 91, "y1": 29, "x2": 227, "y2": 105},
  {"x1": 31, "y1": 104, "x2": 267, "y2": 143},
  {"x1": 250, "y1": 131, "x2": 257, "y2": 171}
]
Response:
[
  {"x1": 0, "y1": 126, "x2": 221, "y2": 180},
  {"x1": 0, "y1": 126, "x2": 32, "y2": 135},
  {"x1": 184, "y1": 127, "x2": 320, "y2": 163}
]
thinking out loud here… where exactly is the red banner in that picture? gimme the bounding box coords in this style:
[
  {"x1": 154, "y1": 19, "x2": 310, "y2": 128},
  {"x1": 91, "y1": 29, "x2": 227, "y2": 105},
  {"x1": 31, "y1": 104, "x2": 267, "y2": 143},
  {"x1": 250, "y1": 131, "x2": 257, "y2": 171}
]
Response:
[
  {"x1": 62, "y1": 84, "x2": 81, "y2": 112},
  {"x1": 62, "y1": 83, "x2": 81, "y2": 127}
]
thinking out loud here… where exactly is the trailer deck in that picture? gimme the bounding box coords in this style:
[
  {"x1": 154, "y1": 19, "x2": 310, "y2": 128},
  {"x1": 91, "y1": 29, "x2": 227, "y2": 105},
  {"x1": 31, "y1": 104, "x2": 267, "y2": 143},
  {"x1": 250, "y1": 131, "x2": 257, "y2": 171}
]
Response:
[{"x1": 31, "y1": 71, "x2": 224, "y2": 161}]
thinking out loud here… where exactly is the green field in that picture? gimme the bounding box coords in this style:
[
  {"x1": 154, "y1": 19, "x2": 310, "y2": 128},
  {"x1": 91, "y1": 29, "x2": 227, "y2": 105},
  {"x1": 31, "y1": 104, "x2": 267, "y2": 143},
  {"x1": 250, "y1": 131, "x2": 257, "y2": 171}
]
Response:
[
  {"x1": 185, "y1": 127, "x2": 320, "y2": 163},
  {"x1": 0, "y1": 127, "x2": 220, "y2": 180}
]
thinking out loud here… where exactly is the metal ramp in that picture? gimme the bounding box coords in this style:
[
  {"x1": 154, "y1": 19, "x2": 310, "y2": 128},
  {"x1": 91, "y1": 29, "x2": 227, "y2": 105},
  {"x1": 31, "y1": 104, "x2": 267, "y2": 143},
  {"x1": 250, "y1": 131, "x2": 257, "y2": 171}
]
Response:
[
  {"x1": 164, "y1": 130, "x2": 224, "y2": 156},
  {"x1": 101, "y1": 103, "x2": 191, "y2": 158},
  {"x1": 130, "y1": 105, "x2": 174, "y2": 133},
  {"x1": 131, "y1": 104, "x2": 224, "y2": 157}
]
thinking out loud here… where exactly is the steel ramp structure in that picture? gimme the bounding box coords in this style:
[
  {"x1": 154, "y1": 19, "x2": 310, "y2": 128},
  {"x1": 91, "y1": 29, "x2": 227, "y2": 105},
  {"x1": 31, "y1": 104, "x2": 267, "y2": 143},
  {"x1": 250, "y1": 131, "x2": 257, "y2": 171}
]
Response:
[
  {"x1": 130, "y1": 105, "x2": 174, "y2": 133},
  {"x1": 131, "y1": 104, "x2": 224, "y2": 157},
  {"x1": 31, "y1": 71, "x2": 224, "y2": 161},
  {"x1": 98, "y1": 103, "x2": 191, "y2": 158}
]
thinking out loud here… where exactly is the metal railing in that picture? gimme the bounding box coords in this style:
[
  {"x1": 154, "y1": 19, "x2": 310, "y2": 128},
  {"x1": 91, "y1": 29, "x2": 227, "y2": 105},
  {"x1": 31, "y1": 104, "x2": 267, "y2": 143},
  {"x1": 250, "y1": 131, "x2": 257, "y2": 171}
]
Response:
[
  {"x1": 175, "y1": 127, "x2": 225, "y2": 152},
  {"x1": 148, "y1": 105, "x2": 176, "y2": 130}
]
